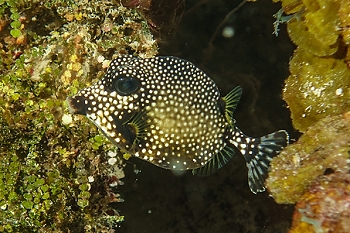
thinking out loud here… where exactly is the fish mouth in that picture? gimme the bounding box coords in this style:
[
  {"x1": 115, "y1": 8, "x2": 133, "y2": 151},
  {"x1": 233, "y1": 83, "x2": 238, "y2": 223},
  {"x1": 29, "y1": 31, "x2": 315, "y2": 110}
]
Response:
[{"x1": 66, "y1": 95, "x2": 87, "y2": 115}]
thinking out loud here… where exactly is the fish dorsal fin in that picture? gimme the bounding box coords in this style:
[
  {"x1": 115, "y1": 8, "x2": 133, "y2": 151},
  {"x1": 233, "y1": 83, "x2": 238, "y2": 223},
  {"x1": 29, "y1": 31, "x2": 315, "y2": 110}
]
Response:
[
  {"x1": 222, "y1": 86, "x2": 242, "y2": 127},
  {"x1": 192, "y1": 145, "x2": 236, "y2": 177},
  {"x1": 124, "y1": 109, "x2": 149, "y2": 150}
]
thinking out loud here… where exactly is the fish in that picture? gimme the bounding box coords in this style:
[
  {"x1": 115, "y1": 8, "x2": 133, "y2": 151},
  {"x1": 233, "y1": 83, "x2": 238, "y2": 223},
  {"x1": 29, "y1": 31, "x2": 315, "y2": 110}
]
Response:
[{"x1": 66, "y1": 55, "x2": 289, "y2": 194}]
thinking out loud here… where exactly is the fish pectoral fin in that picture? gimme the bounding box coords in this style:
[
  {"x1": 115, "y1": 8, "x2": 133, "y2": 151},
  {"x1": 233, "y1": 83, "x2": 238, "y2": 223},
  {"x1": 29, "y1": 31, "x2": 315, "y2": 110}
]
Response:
[
  {"x1": 124, "y1": 109, "x2": 149, "y2": 148},
  {"x1": 192, "y1": 145, "x2": 236, "y2": 177},
  {"x1": 222, "y1": 86, "x2": 242, "y2": 127}
]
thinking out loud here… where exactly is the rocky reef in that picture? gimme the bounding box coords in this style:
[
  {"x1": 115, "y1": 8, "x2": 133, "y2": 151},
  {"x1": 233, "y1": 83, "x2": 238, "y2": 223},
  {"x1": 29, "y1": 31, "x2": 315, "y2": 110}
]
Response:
[
  {"x1": 289, "y1": 172, "x2": 350, "y2": 233},
  {"x1": 267, "y1": 0, "x2": 350, "y2": 232},
  {"x1": 266, "y1": 112, "x2": 350, "y2": 204},
  {"x1": 0, "y1": 0, "x2": 157, "y2": 231}
]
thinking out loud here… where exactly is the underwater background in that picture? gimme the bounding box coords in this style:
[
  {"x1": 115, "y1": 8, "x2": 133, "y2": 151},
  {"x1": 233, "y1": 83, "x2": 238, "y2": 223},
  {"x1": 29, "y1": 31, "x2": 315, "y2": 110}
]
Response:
[
  {"x1": 9, "y1": 0, "x2": 350, "y2": 231},
  {"x1": 117, "y1": 0, "x2": 296, "y2": 232}
]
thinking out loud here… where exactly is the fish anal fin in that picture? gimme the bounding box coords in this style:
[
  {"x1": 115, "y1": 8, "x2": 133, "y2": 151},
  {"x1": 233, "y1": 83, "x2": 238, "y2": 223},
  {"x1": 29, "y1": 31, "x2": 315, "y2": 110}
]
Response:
[{"x1": 192, "y1": 145, "x2": 236, "y2": 177}]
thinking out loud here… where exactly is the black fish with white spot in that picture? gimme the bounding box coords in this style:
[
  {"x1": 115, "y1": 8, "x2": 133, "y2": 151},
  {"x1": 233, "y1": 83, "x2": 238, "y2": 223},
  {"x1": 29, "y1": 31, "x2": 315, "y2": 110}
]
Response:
[{"x1": 67, "y1": 55, "x2": 289, "y2": 194}]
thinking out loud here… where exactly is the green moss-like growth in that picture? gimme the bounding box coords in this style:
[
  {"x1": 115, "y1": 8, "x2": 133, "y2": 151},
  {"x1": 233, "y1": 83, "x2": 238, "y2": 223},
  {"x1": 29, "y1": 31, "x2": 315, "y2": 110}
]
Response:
[
  {"x1": 266, "y1": 112, "x2": 350, "y2": 204},
  {"x1": 0, "y1": 0, "x2": 157, "y2": 231}
]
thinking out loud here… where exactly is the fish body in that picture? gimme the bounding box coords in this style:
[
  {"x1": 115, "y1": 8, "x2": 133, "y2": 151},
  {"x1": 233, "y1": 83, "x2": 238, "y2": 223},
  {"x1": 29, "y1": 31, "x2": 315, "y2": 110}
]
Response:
[{"x1": 67, "y1": 55, "x2": 288, "y2": 193}]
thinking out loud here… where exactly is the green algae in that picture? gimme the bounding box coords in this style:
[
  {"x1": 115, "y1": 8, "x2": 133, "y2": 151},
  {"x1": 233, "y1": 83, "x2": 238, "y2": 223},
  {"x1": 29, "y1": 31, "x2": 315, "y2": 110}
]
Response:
[{"x1": 0, "y1": 0, "x2": 157, "y2": 231}]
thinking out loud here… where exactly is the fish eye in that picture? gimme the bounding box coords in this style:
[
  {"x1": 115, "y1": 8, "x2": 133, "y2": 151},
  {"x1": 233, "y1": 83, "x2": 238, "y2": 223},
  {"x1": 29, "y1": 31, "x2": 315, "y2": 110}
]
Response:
[{"x1": 112, "y1": 75, "x2": 140, "y2": 96}]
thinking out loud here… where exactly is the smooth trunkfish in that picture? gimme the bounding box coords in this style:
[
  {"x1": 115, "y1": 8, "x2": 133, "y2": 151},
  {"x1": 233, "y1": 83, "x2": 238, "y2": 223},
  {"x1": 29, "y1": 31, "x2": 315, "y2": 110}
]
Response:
[{"x1": 67, "y1": 55, "x2": 289, "y2": 194}]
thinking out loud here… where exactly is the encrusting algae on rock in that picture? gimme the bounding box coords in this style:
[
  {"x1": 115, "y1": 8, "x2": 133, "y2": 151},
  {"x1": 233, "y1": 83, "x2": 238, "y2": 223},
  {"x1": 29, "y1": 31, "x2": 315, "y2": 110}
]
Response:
[
  {"x1": 266, "y1": 111, "x2": 350, "y2": 204},
  {"x1": 269, "y1": 0, "x2": 350, "y2": 232},
  {"x1": 289, "y1": 172, "x2": 350, "y2": 233}
]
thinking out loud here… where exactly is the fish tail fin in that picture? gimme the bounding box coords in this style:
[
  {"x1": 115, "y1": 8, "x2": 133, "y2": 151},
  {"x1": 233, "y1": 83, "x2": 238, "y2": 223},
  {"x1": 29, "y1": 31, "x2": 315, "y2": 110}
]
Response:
[{"x1": 230, "y1": 127, "x2": 289, "y2": 194}]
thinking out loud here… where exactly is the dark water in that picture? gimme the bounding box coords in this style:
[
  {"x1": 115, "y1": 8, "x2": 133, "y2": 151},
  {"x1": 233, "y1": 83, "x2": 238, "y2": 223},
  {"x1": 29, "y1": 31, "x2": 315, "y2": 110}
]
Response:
[{"x1": 117, "y1": 0, "x2": 296, "y2": 232}]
